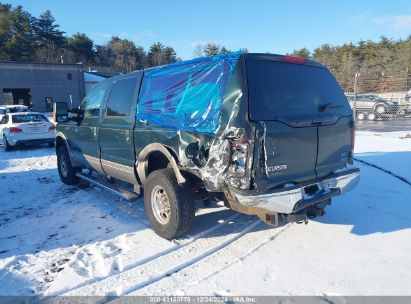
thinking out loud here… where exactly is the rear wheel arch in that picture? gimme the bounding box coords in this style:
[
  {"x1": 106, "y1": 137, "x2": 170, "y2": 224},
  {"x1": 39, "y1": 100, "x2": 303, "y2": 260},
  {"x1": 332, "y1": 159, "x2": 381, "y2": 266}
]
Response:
[{"x1": 136, "y1": 143, "x2": 186, "y2": 186}]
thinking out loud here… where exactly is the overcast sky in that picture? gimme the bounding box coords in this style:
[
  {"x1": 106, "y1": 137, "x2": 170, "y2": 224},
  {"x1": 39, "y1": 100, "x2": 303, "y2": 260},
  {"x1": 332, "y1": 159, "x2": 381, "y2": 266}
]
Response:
[{"x1": 10, "y1": 0, "x2": 411, "y2": 59}]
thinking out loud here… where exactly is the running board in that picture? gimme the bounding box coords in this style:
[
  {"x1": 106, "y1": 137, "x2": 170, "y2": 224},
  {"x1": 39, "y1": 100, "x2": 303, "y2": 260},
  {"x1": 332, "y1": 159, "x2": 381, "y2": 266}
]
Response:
[{"x1": 76, "y1": 172, "x2": 140, "y2": 201}]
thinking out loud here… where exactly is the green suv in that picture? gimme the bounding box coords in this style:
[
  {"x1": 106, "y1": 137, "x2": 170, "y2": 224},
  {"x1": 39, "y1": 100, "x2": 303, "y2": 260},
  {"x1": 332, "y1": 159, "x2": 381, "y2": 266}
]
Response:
[{"x1": 54, "y1": 52, "x2": 360, "y2": 239}]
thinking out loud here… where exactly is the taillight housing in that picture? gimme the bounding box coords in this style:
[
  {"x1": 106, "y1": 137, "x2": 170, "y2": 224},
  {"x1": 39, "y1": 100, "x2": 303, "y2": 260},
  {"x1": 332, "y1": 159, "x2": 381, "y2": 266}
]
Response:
[
  {"x1": 48, "y1": 124, "x2": 56, "y2": 131},
  {"x1": 229, "y1": 141, "x2": 249, "y2": 176},
  {"x1": 10, "y1": 127, "x2": 22, "y2": 133}
]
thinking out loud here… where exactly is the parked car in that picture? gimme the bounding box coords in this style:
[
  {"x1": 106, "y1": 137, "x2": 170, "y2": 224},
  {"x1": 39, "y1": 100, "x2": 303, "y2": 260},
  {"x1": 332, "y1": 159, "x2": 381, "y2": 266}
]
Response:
[
  {"x1": 0, "y1": 112, "x2": 56, "y2": 151},
  {"x1": 0, "y1": 105, "x2": 30, "y2": 121},
  {"x1": 54, "y1": 52, "x2": 360, "y2": 239},
  {"x1": 346, "y1": 94, "x2": 399, "y2": 120}
]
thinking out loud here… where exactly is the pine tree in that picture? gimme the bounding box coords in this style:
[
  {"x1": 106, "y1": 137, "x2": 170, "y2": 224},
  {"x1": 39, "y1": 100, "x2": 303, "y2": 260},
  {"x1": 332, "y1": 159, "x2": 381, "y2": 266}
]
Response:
[
  {"x1": 33, "y1": 10, "x2": 65, "y2": 47},
  {"x1": 0, "y1": 4, "x2": 35, "y2": 61},
  {"x1": 69, "y1": 32, "x2": 95, "y2": 64}
]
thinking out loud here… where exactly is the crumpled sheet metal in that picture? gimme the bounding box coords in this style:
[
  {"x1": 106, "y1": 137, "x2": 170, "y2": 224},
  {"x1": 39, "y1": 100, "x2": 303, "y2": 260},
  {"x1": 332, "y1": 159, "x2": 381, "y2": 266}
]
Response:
[{"x1": 137, "y1": 52, "x2": 242, "y2": 135}]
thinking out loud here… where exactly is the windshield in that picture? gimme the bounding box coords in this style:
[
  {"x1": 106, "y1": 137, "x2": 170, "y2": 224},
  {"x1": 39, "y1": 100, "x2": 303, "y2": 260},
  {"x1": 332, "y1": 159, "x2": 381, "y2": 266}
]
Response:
[
  {"x1": 12, "y1": 114, "x2": 48, "y2": 123},
  {"x1": 246, "y1": 60, "x2": 351, "y2": 121}
]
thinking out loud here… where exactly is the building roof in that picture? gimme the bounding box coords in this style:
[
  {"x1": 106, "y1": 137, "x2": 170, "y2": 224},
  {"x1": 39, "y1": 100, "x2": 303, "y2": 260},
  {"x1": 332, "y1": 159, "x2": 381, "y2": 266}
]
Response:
[
  {"x1": 84, "y1": 72, "x2": 108, "y2": 82},
  {"x1": 0, "y1": 60, "x2": 83, "y2": 67}
]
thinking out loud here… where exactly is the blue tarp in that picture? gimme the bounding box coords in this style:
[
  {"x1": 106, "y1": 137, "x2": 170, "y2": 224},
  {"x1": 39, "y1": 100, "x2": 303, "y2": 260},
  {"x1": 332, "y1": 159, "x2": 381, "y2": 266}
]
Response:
[{"x1": 136, "y1": 52, "x2": 241, "y2": 134}]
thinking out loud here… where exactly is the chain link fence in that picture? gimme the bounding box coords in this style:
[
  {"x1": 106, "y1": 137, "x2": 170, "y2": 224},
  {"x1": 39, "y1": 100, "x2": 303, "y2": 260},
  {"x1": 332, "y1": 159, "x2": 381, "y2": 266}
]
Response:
[
  {"x1": 344, "y1": 75, "x2": 411, "y2": 133},
  {"x1": 345, "y1": 73, "x2": 411, "y2": 132}
]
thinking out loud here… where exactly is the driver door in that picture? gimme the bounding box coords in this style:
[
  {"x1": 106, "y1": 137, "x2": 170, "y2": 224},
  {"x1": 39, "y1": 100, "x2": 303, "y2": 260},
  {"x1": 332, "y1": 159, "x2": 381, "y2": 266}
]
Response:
[{"x1": 71, "y1": 81, "x2": 111, "y2": 173}]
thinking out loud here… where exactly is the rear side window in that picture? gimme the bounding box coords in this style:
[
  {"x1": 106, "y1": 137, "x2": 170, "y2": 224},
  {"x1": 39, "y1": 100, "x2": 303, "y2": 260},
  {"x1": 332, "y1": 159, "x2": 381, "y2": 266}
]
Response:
[
  {"x1": 0, "y1": 115, "x2": 9, "y2": 124},
  {"x1": 136, "y1": 53, "x2": 240, "y2": 134},
  {"x1": 106, "y1": 77, "x2": 137, "y2": 117},
  {"x1": 246, "y1": 60, "x2": 351, "y2": 121},
  {"x1": 12, "y1": 114, "x2": 48, "y2": 123}
]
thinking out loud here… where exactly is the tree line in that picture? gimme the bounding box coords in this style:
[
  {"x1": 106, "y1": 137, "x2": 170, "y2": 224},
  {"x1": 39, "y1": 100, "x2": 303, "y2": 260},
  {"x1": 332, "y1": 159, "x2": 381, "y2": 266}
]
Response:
[
  {"x1": 0, "y1": 3, "x2": 177, "y2": 73},
  {"x1": 1, "y1": 2, "x2": 410, "y2": 92},
  {"x1": 290, "y1": 36, "x2": 411, "y2": 93}
]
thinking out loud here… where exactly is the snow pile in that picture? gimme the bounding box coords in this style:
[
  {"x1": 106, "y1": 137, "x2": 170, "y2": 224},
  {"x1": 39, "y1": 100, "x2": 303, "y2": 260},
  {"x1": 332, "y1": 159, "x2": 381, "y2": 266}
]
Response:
[{"x1": 0, "y1": 132, "x2": 411, "y2": 296}]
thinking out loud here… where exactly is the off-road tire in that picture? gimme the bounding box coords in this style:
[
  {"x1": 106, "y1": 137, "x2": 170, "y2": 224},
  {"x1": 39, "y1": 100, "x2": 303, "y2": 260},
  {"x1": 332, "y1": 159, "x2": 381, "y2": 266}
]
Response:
[
  {"x1": 57, "y1": 145, "x2": 80, "y2": 185},
  {"x1": 144, "y1": 168, "x2": 195, "y2": 240},
  {"x1": 3, "y1": 135, "x2": 13, "y2": 151}
]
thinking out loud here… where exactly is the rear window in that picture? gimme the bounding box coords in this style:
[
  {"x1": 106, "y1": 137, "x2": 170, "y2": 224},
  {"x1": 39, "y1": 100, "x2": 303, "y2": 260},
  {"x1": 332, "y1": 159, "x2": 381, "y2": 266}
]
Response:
[
  {"x1": 12, "y1": 114, "x2": 48, "y2": 123},
  {"x1": 246, "y1": 60, "x2": 350, "y2": 121}
]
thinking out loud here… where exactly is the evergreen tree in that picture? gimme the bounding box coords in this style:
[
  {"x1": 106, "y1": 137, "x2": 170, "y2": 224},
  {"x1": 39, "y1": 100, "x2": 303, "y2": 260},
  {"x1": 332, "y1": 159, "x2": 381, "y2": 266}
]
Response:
[
  {"x1": 148, "y1": 42, "x2": 165, "y2": 67},
  {"x1": 33, "y1": 10, "x2": 65, "y2": 47},
  {"x1": 163, "y1": 46, "x2": 177, "y2": 64},
  {"x1": 0, "y1": 4, "x2": 35, "y2": 61},
  {"x1": 204, "y1": 43, "x2": 220, "y2": 56},
  {"x1": 69, "y1": 32, "x2": 94, "y2": 63}
]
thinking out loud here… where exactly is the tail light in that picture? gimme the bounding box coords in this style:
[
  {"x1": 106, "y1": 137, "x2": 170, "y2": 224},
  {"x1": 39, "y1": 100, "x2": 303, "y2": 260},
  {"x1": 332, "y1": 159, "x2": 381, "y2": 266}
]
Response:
[
  {"x1": 48, "y1": 124, "x2": 56, "y2": 131},
  {"x1": 282, "y1": 55, "x2": 305, "y2": 64},
  {"x1": 10, "y1": 127, "x2": 22, "y2": 133},
  {"x1": 229, "y1": 141, "x2": 249, "y2": 176}
]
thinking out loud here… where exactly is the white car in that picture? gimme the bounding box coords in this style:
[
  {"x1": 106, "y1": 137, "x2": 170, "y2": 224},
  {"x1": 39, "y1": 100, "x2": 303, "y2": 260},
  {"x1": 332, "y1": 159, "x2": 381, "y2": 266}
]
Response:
[
  {"x1": 0, "y1": 112, "x2": 56, "y2": 151},
  {"x1": 0, "y1": 105, "x2": 30, "y2": 121}
]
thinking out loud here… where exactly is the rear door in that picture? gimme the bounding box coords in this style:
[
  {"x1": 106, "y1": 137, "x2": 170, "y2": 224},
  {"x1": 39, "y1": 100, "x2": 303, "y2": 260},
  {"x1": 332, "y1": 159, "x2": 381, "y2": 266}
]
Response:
[
  {"x1": 246, "y1": 56, "x2": 352, "y2": 186},
  {"x1": 99, "y1": 75, "x2": 141, "y2": 184}
]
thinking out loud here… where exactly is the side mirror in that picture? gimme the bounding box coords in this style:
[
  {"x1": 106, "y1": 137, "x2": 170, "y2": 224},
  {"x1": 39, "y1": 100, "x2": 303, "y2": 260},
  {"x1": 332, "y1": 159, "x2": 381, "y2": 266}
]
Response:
[
  {"x1": 69, "y1": 108, "x2": 84, "y2": 125},
  {"x1": 53, "y1": 102, "x2": 68, "y2": 123}
]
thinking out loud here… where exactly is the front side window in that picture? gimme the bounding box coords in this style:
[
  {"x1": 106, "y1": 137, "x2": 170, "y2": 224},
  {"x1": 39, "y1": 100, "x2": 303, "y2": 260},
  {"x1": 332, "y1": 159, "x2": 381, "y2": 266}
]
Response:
[
  {"x1": 106, "y1": 77, "x2": 137, "y2": 117},
  {"x1": 82, "y1": 82, "x2": 110, "y2": 117}
]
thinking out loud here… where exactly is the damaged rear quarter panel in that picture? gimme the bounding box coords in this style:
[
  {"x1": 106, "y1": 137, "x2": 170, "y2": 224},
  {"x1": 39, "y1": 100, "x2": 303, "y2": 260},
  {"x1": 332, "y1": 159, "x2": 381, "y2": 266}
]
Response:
[{"x1": 134, "y1": 56, "x2": 255, "y2": 192}]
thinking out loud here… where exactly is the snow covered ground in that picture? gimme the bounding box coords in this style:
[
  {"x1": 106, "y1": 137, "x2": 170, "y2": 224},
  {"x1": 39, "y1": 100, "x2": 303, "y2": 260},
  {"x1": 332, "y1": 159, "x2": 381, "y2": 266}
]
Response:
[{"x1": 0, "y1": 132, "x2": 410, "y2": 296}]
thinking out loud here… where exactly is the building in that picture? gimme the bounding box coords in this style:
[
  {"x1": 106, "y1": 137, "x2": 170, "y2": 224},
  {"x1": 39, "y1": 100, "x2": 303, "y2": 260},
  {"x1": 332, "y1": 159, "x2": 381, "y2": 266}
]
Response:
[
  {"x1": 0, "y1": 61, "x2": 85, "y2": 112},
  {"x1": 84, "y1": 71, "x2": 110, "y2": 94}
]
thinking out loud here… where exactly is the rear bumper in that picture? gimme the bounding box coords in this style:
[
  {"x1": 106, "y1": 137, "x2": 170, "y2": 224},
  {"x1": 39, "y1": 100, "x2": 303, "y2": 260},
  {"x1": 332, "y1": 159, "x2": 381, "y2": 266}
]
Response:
[
  {"x1": 14, "y1": 138, "x2": 55, "y2": 146},
  {"x1": 228, "y1": 167, "x2": 360, "y2": 215},
  {"x1": 7, "y1": 133, "x2": 55, "y2": 146}
]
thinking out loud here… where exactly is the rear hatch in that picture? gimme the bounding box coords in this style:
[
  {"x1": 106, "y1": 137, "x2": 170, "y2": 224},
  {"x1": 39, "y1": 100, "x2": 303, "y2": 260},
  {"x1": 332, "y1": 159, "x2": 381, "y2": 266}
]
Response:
[
  {"x1": 245, "y1": 54, "x2": 353, "y2": 188},
  {"x1": 12, "y1": 114, "x2": 51, "y2": 134}
]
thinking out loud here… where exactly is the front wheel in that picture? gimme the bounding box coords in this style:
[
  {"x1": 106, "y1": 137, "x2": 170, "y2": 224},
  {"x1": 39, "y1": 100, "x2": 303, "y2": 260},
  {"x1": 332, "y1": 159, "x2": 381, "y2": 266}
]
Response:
[
  {"x1": 57, "y1": 146, "x2": 80, "y2": 185},
  {"x1": 144, "y1": 168, "x2": 194, "y2": 240}
]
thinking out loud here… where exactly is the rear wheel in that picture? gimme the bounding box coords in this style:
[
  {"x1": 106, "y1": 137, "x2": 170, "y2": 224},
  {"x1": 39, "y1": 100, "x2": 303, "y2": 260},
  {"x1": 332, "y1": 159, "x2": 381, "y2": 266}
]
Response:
[
  {"x1": 3, "y1": 135, "x2": 13, "y2": 151},
  {"x1": 57, "y1": 145, "x2": 80, "y2": 185},
  {"x1": 144, "y1": 168, "x2": 194, "y2": 240}
]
